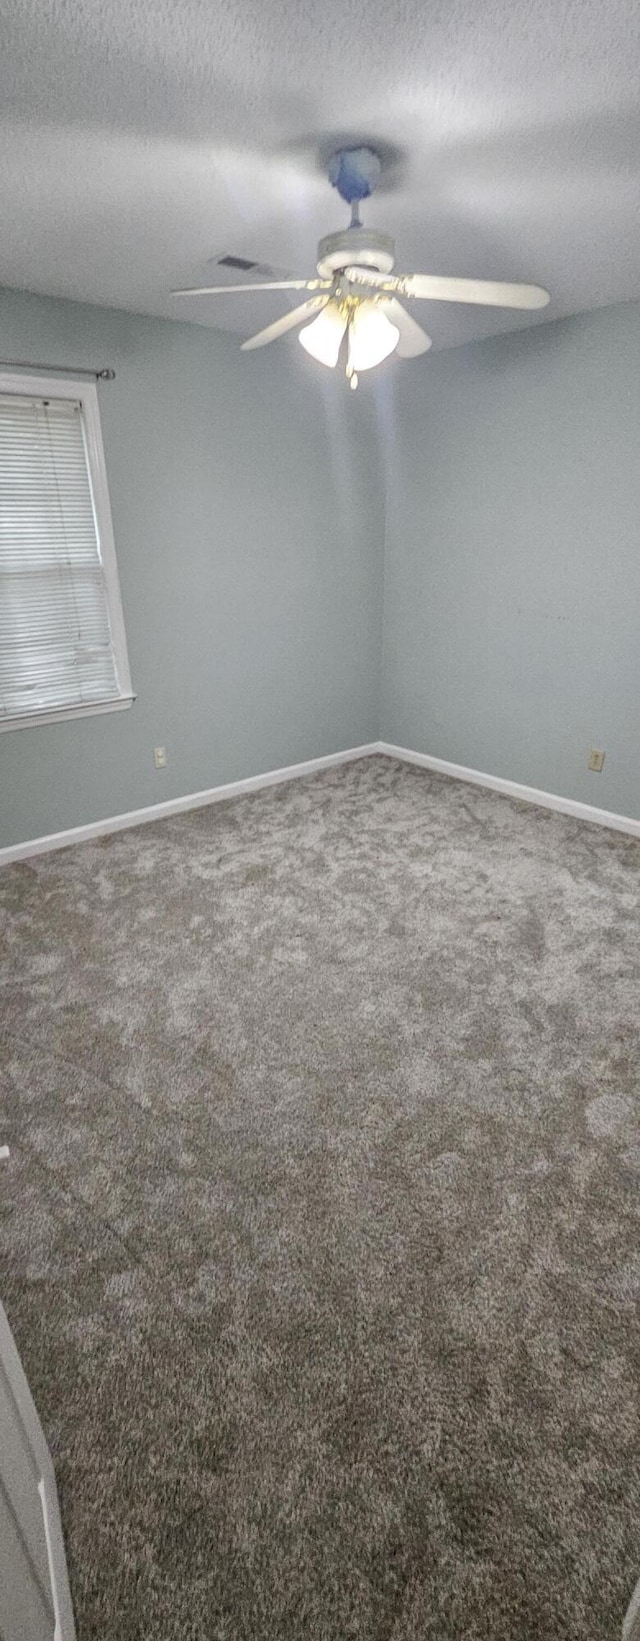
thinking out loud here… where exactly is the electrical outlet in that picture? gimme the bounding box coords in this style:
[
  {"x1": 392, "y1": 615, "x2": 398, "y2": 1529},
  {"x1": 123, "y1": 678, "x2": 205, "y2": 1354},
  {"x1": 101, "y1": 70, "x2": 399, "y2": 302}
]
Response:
[
  {"x1": 154, "y1": 746, "x2": 167, "y2": 769},
  {"x1": 588, "y1": 748, "x2": 605, "y2": 773}
]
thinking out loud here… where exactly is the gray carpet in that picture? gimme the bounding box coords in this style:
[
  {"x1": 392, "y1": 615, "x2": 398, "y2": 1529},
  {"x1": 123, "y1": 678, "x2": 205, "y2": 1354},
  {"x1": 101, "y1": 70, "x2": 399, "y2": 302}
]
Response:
[{"x1": 1, "y1": 754, "x2": 638, "y2": 1640}]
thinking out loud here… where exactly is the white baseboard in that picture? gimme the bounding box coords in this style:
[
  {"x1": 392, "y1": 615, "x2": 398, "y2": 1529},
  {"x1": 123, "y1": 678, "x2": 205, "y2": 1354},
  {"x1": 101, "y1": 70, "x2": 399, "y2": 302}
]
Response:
[
  {"x1": 0, "y1": 743, "x2": 379, "y2": 866},
  {"x1": 3, "y1": 738, "x2": 637, "y2": 865},
  {"x1": 377, "y1": 741, "x2": 640, "y2": 839}
]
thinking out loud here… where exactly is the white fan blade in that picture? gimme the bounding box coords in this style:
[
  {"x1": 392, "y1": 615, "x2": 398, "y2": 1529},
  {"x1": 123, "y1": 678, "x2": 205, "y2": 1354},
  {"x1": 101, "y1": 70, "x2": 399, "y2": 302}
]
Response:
[
  {"x1": 172, "y1": 279, "x2": 330, "y2": 297},
  {"x1": 401, "y1": 274, "x2": 550, "y2": 308},
  {"x1": 346, "y1": 268, "x2": 550, "y2": 310},
  {"x1": 381, "y1": 298, "x2": 431, "y2": 357},
  {"x1": 241, "y1": 296, "x2": 330, "y2": 351}
]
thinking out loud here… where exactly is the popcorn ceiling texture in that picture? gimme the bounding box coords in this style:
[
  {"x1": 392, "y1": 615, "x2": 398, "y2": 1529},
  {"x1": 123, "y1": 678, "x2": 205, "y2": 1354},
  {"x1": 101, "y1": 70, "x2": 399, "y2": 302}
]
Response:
[
  {"x1": 1, "y1": 756, "x2": 639, "y2": 1640},
  {"x1": 0, "y1": 0, "x2": 639, "y2": 349}
]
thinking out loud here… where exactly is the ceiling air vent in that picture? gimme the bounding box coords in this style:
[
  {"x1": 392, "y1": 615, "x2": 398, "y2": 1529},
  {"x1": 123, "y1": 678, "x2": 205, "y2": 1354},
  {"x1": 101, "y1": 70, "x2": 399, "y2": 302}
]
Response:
[
  {"x1": 210, "y1": 254, "x2": 288, "y2": 282},
  {"x1": 217, "y1": 255, "x2": 259, "y2": 272}
]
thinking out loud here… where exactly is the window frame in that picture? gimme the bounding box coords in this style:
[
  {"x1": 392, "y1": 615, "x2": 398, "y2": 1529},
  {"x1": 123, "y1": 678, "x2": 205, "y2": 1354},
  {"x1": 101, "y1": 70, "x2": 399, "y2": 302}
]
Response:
[{"x1": 0, "y1": 370, "x2": 134, "y2": 733}]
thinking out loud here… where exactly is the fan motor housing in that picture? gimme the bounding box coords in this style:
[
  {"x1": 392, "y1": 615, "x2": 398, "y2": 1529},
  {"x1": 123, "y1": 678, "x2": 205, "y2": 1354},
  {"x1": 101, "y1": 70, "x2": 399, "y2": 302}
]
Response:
[{"x1": 316, "y1": 228, "x2": 396, "y2": 278}]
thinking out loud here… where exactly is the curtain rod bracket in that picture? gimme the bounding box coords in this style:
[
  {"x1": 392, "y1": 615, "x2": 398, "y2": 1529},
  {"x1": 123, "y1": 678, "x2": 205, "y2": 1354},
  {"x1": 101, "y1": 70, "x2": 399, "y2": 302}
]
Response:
[{"x1": 0, "y1": 360, "x2": 116, "y2": 381}]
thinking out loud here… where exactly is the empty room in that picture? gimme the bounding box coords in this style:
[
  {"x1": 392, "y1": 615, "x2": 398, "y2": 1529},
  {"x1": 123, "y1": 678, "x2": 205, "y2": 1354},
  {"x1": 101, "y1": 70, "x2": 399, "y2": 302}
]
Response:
[{"x1": 0, "y1": 0, "x2": 639, "y2": 1637}]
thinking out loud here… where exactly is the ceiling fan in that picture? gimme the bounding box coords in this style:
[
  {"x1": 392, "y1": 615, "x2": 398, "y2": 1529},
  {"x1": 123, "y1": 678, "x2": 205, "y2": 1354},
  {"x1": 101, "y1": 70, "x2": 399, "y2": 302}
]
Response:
[{"x1": 172, "y1": 147, "x2": 550, "y2": 389}]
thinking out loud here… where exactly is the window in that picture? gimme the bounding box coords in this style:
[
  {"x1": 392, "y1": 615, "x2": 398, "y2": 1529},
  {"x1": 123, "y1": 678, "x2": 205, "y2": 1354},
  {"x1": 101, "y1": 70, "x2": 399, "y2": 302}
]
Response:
[{"x1": 0, "y1": 372, "x2": 133, "y2": 731}]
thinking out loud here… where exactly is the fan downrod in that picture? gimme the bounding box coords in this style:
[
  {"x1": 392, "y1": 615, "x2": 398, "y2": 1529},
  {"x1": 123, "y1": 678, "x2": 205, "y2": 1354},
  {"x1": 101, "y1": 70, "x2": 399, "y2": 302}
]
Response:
[{"x1": 319, "y1": 147, "x2": 395, "y2": 279}]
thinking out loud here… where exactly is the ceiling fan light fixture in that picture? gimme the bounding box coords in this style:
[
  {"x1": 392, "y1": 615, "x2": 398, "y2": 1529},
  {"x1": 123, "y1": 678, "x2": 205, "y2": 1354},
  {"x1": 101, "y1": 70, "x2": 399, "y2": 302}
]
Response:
[
  {"x1": 174, "y1": 147, "x2": 550, "y2": 387},
  {"x1": 298, "y1": 301, "x2": 347, "y2": 367},
  {"x1": 347, "y1": 300, "x2": 399, "y2": 372}
]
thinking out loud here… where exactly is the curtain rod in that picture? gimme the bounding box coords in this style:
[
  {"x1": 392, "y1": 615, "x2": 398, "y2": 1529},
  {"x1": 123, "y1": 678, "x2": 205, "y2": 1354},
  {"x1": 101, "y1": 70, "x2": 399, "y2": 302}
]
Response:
[{"x1": 0, "y1": 361, "x2": 115, "y2": 380}]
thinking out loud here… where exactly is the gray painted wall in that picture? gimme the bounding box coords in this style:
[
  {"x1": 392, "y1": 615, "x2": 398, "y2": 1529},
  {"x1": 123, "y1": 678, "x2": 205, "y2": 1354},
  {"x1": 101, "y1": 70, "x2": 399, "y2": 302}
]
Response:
[
  {"x1": 0, "y1": 288, "x2": 384, "y2": 847},
  {"x1": 2, "y1": 287, "x2": 639, "y2": 848},
  {"x1": 380, "y1": 302, "x2": 640, "y2": 820}
]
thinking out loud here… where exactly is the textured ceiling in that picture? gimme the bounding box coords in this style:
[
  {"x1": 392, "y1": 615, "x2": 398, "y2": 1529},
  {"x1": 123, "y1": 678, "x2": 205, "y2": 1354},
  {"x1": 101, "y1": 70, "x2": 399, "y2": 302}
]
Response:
[{"x1": 1, "y1": 0, "x2": 639, "y2": 351}]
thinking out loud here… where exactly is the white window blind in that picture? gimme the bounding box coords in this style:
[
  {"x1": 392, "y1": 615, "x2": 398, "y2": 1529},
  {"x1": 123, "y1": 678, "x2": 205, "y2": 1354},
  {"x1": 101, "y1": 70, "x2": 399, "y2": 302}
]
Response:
[{"x1": 0, "y1": 380, "x2": 132, "y2": 729}]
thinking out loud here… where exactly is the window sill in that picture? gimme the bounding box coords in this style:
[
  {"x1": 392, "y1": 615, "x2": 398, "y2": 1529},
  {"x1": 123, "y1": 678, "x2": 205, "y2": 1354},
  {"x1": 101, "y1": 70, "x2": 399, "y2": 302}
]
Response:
[{"x1": 0, "y1": 695, "x2": 135, "y2": 734}]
